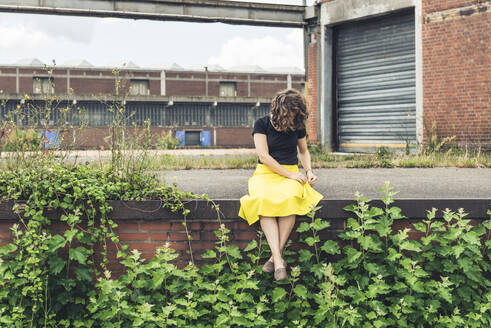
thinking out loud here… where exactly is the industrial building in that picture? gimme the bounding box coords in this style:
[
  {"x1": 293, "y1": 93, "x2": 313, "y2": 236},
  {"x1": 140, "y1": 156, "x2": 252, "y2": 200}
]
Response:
[
  {"x1": 306, "y1": 0, "x2": 490, "y2": 152},
  {"x1": 0, "y1": 0, "x2": 489, "y2": 152},
  {"x1": 0, "y1": 60, "x2": 305, "y2": 148}
]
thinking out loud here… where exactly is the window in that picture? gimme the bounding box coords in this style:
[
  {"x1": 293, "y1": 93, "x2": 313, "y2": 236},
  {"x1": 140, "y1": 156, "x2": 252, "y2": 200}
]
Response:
[
  {"x1": 185, "y1": 131, "x2": 201, "y2": 146},
  {"x1": 129, "y1": 80, "x2": 150, "y2": 96},
  {"x1": 219, "y1": 82, "x2": 237, "y2": 97},
  {"x1": 33, "y1": 77, "x2": 54, "y2": 94}
]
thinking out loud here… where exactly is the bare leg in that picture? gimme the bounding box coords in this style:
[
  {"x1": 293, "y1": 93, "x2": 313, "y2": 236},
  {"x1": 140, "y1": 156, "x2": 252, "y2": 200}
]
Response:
[
  {"x1": 260, "y1": 216, "x2": 285, "y2": 269},
  {"x1": 268, "y1": 215, "x2": 295, "y2": 265}
]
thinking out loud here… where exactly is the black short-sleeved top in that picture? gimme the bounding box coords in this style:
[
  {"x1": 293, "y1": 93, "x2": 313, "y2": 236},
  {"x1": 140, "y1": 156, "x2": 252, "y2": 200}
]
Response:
[{"x1": 252, "y1": 115, "x2": 306, "y2": 165}]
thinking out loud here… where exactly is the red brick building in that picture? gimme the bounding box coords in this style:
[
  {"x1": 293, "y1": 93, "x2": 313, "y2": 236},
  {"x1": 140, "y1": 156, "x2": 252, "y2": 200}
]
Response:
[
  {"x1": 1, "y1": 0, "x2": 489, "y2": 152},
  {"x1": 0, "y1": 61, "x2": 305, "y2": 148},
  {"x1": 307, "y1": 0, "x2": 490, "y2": 152}
]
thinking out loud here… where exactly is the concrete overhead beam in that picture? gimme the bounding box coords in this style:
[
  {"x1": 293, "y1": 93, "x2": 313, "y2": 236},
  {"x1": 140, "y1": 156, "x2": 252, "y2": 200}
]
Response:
[
  {"x1": 0, "y1": 0, "x2": 307, "y2": 27},
  {"x1": 320, "y1": 0, "x2": 415, "y2": 25}
]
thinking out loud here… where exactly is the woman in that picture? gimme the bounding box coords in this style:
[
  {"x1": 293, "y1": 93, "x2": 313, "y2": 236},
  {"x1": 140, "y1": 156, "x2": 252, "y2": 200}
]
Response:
[{"x1": 238, "y1": 88, "x2": 323, "y2": 281}]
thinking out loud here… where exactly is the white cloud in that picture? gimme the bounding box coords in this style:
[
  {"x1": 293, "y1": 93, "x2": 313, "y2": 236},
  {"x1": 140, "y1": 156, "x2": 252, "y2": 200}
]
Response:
[
  {"x1": 208, "y1": 30, "x2": 303, "y2": 69},
  {"x1": 0, "y1": 14, "x2": 95, "y2": 45},
  {"x1": 0, "y1": 25, "x2": 53, "y2": 50}
]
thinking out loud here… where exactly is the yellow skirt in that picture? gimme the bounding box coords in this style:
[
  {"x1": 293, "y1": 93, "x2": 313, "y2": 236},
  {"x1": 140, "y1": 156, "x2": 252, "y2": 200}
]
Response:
[{"x1": 238, "y1": 164, "x2": 323, "y2": 225}]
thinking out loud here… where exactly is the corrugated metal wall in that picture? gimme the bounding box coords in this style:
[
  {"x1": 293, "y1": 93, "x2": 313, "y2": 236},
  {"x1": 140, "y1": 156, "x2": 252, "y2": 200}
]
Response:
[
  {"x1": 127, "y1": 102, "x2": 162, "y2": 126},
  {"x1": 335, "y1": 11, "x2": 416, "y2": 152},
  {"x1": 256, "y1": 103, "x2": 272, "y2": 119},
  {"x1": 1, "y1": 100, "x2": 272, "y2": 127},
  {"x1": 215, "y1": 103, "x2": 251, "y2": 126},
  {"x1": 166, "y1": 103, "x2": 209, "y2": 126}
]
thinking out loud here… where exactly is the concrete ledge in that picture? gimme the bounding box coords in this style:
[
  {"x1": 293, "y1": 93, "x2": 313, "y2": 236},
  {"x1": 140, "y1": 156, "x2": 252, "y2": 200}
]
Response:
[
  {"x1": 1, "y1": 199, "x2": 490, "y2": 221},
  {"x1": 0, "y1": 93, "x2": 274, "y2": 104},
  {"x1": 0, "y1": 0, "x2": 306, "y2": 27},
  {"x1": 321, "y1": 0, "x2": 415, "y2": 25}
]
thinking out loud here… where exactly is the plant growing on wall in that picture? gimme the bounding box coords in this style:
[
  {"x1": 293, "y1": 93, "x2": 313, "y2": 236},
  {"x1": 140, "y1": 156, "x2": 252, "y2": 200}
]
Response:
[{"x1": 0, "y1": 168, "x2": 489, "y2": 327}]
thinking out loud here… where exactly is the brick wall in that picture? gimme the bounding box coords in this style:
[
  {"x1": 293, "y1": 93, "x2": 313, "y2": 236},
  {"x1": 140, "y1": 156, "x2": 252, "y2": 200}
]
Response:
[
  {"x1": 0, "y1": 76, "x2": 14, "y2": 92},
  {"x1": 249, "y1": 82, "x2": 289, "y2": 98},
  {"x1": 306, "y1": 31, "x2": 319, "y2": 144},
  {"x1": 423, "y1": 0, "x2": 477, "y2": 14},
  {"x1": 165, "y1": 80, "x2": 206, "y2": 96},
  {"x1": 312, "y1": 0, "x2": 490, "y2": 150},
  {"x1": 42, "y1": 126, "x2": 254, "y2": 149},
  {"x1": 422, "y1": 1, "x2": 490, "y2": 149},
  {"x1": 0, "y1": 67, "x2": 303, "y2": 98},
  {"x1": 1, "y1": 199, "x2": 488, "y2": 278},
  {"x1": 215, "y1": 127, "x2": 254, "y2": 147},
  {"x1": 58, "y1": 126, "x2": 178, "y2": 149},
  {"x1": 70, "y1": 78, "x2": 115, "y2": 94}
]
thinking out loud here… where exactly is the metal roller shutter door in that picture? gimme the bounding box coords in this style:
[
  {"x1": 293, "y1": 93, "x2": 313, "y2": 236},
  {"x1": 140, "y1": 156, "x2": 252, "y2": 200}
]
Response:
[{"x1": 335, "y1": 11, "x2": 416, "y2": 153}]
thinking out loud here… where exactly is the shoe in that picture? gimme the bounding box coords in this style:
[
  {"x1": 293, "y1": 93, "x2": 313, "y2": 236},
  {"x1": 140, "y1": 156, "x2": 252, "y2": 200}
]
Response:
[
  {"x1": 262, "y1": 260, "x2": 274, "y2": 273},
  {"x1": 274, "y1": 267, "x2": 287, "y2": 281},
  {"x1": 274, "y1": 260, "x2": 287, "y2": 281}
]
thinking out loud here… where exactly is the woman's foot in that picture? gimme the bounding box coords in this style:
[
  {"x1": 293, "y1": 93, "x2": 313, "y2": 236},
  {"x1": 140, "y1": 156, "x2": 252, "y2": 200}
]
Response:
[
  {"x1": 273, "y1": 257, "x2": 287, "y2": 281},
  {"x1": 262, "y1": 259, "x2": 275, "y2": 273}
]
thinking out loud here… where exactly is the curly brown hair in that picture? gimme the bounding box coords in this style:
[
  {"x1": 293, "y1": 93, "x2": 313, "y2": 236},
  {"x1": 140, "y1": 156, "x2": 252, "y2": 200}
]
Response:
[{"x1": 270, "y1": 88, "x2": 309, "y2": 132}]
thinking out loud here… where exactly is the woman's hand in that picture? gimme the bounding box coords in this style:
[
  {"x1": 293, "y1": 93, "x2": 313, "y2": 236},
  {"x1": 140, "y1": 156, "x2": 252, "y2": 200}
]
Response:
[
  {"x1": 289, "y1": 172, "x2": 307, "y2": 184},
  {"x1": 306, "y1": 170, "x2": 317, "y2": 186}
]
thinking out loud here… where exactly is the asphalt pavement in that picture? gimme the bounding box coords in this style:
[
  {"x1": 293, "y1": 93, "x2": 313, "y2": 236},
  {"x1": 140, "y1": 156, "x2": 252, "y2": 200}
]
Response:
[
  {"x1": 159, "y1": 168, "x2": 491, "y2": 200},
  {"x1": 5, "y1": 149, "x2": 490, "y2": 200}
]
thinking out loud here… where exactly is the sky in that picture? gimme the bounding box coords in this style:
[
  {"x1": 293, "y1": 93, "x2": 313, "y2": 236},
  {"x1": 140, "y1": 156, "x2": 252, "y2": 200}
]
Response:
[{"x1": 0, "y1": 0, "x2": 316, "y2": 71}]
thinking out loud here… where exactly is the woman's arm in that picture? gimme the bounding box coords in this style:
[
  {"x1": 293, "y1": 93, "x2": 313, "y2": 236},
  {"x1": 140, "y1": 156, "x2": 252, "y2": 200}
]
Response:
[
  {"x1": 254, "y1": 133, "x2": 307, "y2": 184},
  {"x1": 298, "y1": 137, "x2": 317, "y2": 186}
]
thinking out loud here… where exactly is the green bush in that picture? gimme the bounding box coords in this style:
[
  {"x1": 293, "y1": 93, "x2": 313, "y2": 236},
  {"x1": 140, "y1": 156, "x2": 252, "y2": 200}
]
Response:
[
  {"x1": 157, "y1": 131, "x2": 181, "y2": 150},
  {"x1": 2, "y1": 128, "x2": 43, "y2": 152},
  {"x1": 0, "y1": 165, "x2": 489, "y2": 327}
]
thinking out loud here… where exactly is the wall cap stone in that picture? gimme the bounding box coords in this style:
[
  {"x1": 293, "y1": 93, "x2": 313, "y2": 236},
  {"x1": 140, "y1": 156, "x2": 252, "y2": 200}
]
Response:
[{"x1": 1, "y1": 199, "x2": 490, "y2": 221}]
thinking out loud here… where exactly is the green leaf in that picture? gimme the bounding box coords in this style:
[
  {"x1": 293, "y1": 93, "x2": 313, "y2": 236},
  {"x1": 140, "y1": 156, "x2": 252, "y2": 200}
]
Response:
[
  {"x1": 312, "y1": 218, "x2": 330, "y2": 231},
  {"x1": 243, "y1": 240, "x2": 257, "y2": 252},
  {"x1": 48, "y1": 256, "x2": 65, "y2": 275},
  {"x1": 363, "y1": 262, "x2": 379, "y2": 275},
  {"x1": 452, "y1": 244, "x2": 465, "y2": 258},
  {"x1": 388, "y1": 206, "x2": 405, "y2": 220},
  {"x1": 69, "y1": 247, "x2": 88, "y2": 265},
  {"x1": 358, "y1": 235, "x2": 381, "y2": 252},
  {"x1": 0, "y1": 243, "x2": 17, "y2": 256},
  {"x1": 293, "y1": 284, "x2": 308, "y2": 299},
  {"x1": 272, "y1": 287, "x2": 287, "y2": 303},
  {"x1": 48, "y1": 234, "x2": 67, "y2": 252},
  {"x1": 64, "y1": 229, "x2": 77, "y2": 243},
  {"x1": 374, "y1": 223, "x2": 391, "y2": 237},
  {"x1": 201, "y1": 250, "x2": 216, "y2": 259},
  {"x1": 344, "y1": 246, "x2": 362, "y2": 263},
  {"x1": 413, "y1": 222, "x2": 427, "y2": 233},
  {"x1": 296, "y1": 222, "x2": 310, "y2": 233},
  {"x1": 346, "y1": 218, "x2": 360, "y2": 230},
  {"x1": 304, "y1": 236, "x2": 319, "y2": 246},
  {"x1": 225, "y1": 246, "x2": 242, "y2": 259},
  {"x1": 343, "y1": 204, "x2": 356, "y2": 212},
  {"x1": 387, "y1": 247, "x2": 402, "y2": 261},
  {"x1": 298, "y1": 249, "x2": 313, "y2": 262},
  {"x1": 399, "y1": 240, "x2": 422, "y2": 252},
  {"x1": 151, "y1": 271, "x2": 165, "y2": 290},
  {"x1": 320, "y1": 240, "x2": 340, "y2": 255},
  {"x1": 462, "y1": 231, "x2": 481, "y2": 246},
  {"x1": 368, "y1": 207, "x2": 384, "y2": 217},
  {"x1": 74, "y1": 267, "x2": 92, "y2": 282}
]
